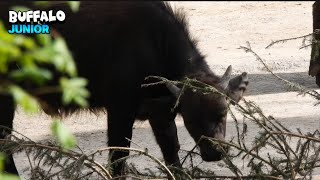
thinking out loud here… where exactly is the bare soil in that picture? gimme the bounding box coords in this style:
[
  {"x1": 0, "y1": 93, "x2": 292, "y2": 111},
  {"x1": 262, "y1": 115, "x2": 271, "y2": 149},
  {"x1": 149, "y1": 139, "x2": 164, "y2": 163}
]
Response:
[{"x1": 11, "y1": 1, "x2": 320, "y2": 179}]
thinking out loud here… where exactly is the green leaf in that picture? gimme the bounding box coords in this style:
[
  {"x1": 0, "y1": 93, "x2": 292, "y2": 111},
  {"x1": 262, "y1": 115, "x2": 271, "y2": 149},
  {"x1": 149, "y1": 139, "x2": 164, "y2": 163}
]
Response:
[
  {"x1": 0, "y1": 29, "x2": 15, "y2": 43},
  {"x1": 0, "y1": 153, "x2": 5, "y2": 172},
  {"x1": 51, "y1": 120, "x2": 77, "y2": 150},
  {"x1": 68, "y1": 1, "x2": 81, "y2": 12},
  {"x1": 0, "y1": 173, "x2": 20, "y2": 180},
  {"x1": 52, "y1": 37, "x2": 77, "y2": 76},
  {"x1": 9, "y1": 66, "x2": 53, "y2": 85},
  {"x1": 36, "y1": 34, "x2": 52, "y2": 47},
  {"x1": 12, "y1": 35, "x2": 36, "y2": 50},
  {"x1": 60, "y1": 77, "x2": 89, "y2": 107},
  {"x1": 0, "y1": 40, "x2": 21, "y2": 59},
  {"x1": 33, "y1": 2, "x2": 51, "y2": 7},
  {"x1": 0, "y1": 153, "x2": 20, "y2": 180},
  {"x1": 10, "y1": 6, "x2": 31, "y2": 12},
  {"x1": 8, "y1": 85, "x2": 40, "y2": 114},
  {"x1": 0, "y1": 54, "x2": 9, "y2": 73},
  {"x1": 28, "y1": 45, "x2": 56, "y2": 63}
]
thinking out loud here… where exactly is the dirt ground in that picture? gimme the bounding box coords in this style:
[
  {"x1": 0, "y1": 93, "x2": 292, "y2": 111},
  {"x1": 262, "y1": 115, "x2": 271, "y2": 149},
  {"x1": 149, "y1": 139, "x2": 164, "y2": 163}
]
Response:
[{"x1": 11, "y1": 1, "x2": 320, "y2": 179}]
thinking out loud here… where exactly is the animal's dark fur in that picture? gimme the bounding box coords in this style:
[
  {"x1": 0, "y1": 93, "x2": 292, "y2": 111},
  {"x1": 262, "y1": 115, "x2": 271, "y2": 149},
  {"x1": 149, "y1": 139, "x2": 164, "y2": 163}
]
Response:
[
  {"x1": 40, "y1": 1, "x2": 219, "y2": 117},
  {"x1": 310, "y1": 2, "x2": 320, "y2": 87},
  {"x1": 0, "y1": 1, "x2": 248, "y2": 177}
]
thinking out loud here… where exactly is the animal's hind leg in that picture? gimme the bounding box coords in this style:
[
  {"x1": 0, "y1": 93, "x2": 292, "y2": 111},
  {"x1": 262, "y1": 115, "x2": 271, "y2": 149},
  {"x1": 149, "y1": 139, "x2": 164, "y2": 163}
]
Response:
[
  {"x1": 107, "y1": 105, "x2": 136, "y2": 177},
  {"x1": 0, "y1": 95, "x2": 18, "y2": 174}
]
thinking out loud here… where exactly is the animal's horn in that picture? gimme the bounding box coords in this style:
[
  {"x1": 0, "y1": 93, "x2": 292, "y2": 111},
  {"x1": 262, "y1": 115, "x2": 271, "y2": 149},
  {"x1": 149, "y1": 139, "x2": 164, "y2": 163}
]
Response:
[
  {"x1": 219, "y1": 65, "x2": 232, "y2": 89},
  {"x1": 166, "y1": 83, "x2": 181, "y2": 97}
]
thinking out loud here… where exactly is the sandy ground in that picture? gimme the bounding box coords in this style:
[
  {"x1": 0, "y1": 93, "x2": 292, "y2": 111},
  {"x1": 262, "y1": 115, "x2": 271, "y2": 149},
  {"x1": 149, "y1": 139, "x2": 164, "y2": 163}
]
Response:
[{"x1": 10, "y1": 1, "x2": 320, "y2": 179}]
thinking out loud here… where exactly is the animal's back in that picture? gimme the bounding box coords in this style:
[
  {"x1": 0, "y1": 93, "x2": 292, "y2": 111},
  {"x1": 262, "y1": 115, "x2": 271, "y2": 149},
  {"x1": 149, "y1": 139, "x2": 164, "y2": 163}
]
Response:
[
  {"x1": 51, "y1": 2, "x2": 196, "y2": 108},
  {"x1": 0, "y1": 1, "x2": 199, "y2": 111},
  {"x1": 57, "y1": 1, "x2": 192, "y2": 78}
]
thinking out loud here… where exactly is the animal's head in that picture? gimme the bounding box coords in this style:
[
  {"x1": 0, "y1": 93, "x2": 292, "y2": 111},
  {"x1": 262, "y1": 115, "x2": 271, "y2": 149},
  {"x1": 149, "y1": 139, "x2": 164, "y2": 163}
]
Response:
[{"x1": 166, "y1": 65, "x2": 248, "y2": 161}]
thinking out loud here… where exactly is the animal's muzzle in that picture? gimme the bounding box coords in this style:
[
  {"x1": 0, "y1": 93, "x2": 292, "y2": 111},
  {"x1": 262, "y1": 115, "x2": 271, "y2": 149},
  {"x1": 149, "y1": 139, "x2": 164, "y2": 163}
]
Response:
[{"x1": 199, "y1": 139, "x2": 229, "y2": 162}]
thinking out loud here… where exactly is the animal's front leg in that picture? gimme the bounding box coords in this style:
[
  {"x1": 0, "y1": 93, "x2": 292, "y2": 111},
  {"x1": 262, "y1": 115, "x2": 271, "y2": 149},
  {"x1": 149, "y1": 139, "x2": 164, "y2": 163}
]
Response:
[{"x1": 149, "y1": 111, "x2": 181, "y2": 168}]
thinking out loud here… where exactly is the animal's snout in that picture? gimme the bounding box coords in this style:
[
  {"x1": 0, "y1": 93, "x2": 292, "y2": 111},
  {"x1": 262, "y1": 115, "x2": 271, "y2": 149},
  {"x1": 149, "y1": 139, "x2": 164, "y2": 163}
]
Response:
[
  {"x1": 201, "y1": 148, "x2": 223, "y2": 161},
  {"x1": 199, "y1": 139, "x2": 229, "y2": 162}
]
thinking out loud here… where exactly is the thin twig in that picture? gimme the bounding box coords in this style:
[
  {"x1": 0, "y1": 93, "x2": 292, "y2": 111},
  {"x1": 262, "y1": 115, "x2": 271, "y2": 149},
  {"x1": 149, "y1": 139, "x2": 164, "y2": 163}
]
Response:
[
  {"x1": 0, "y1": 139, "x2": 113, "y2": 179},
  {"x1": 91, "y1": 146, "x2": 176, "y2": 180},
  {"x1": 265, "y1": 33, "x2": 313, "y2": 49},
  {"x1": 240, "y1": 44, "x2": 320, "y2": 103}
]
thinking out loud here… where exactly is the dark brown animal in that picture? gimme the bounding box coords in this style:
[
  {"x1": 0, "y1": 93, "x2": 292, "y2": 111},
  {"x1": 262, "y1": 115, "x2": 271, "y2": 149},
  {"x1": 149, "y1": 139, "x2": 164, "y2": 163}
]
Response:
[{"x1": 0, "y1": 1, "x2": 249, "y2": 177}]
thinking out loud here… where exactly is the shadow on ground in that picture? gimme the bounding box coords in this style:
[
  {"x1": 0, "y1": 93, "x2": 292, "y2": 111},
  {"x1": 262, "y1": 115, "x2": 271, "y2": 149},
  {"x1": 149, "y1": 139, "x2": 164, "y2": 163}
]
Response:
[{"x1": 240, "y1": 71, "x2": 319, "y2": 96}]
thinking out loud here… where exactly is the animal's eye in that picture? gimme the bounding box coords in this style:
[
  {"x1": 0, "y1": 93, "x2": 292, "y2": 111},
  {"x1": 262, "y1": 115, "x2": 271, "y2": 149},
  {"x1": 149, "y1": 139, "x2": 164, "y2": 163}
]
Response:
[{"x1": 239, "y1": 87, "x2": 246, "y2": 91}]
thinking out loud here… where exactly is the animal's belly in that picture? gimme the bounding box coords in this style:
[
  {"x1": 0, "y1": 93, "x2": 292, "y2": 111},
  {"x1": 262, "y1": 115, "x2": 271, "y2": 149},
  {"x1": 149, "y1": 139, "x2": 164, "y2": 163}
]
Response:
[{"x1": 135, "y1": 96, "x2": 176, "y2": 120}]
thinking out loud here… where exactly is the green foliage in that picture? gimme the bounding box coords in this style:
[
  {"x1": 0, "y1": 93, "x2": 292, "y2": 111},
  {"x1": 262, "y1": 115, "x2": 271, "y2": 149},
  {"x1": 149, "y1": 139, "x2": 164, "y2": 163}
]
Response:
[
  {"x1": 0, "y1": 20, "x2": 90, "y2": 111},
  {"x1": 0, "y1": 173, "x2": 20, "y2": 180},
  {"x1": 60, "y1": 77, "x2": 89, "y2": 107},
  {"x1": 8, "y1": 85, "x2": 40, "y2": 114},
  {"x1": 0, "y1": 1, "x2": 85, "y2": 171},
  {"x1": 0, "y1": 20, "x2": 77, "y2": 77},
  {"x1": 67, "y1": 2, "x2": 81, "y2": 12},
  {"x1": 51, "y1": 120, "x2": 77, "y2": 150},
  {"x1": 10, "y1": 6, "x2": 31, "y2": 12},
  {"x1": 0, "y1": 153, "x2": 20, "y2": 180},
  {"x1": 51, "y1": 37, "x2": 78, "y2": 77},
  {"x1": 0, "y1": 1, "x2": 85, "y2": 177}
]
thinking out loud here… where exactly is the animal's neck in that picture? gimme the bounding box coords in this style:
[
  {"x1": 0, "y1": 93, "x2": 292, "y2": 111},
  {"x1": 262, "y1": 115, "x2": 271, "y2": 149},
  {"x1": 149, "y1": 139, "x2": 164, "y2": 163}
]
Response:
[
  {"x1": 185, "y1": 55, "x2": 213, "y2": 77},
  {"x1": 183, "y1": 54, "x2": 221, "y2": 89}
]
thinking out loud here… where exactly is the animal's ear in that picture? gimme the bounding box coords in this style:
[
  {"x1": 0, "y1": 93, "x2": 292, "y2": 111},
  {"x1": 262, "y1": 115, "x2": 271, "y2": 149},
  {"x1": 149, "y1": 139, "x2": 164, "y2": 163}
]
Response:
[
  {"x1": 166, "y1": 83, "x2": 181, "y2": 98},
  {"x1": 219, "y1": 65, "x2": 232, "y2": 90},
  {"x1": 227, "y1": 71, "x2": 249, "y2": 105},
  {"x1": 239, "y1": 72, "x2": 249, "y2": 89}
]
